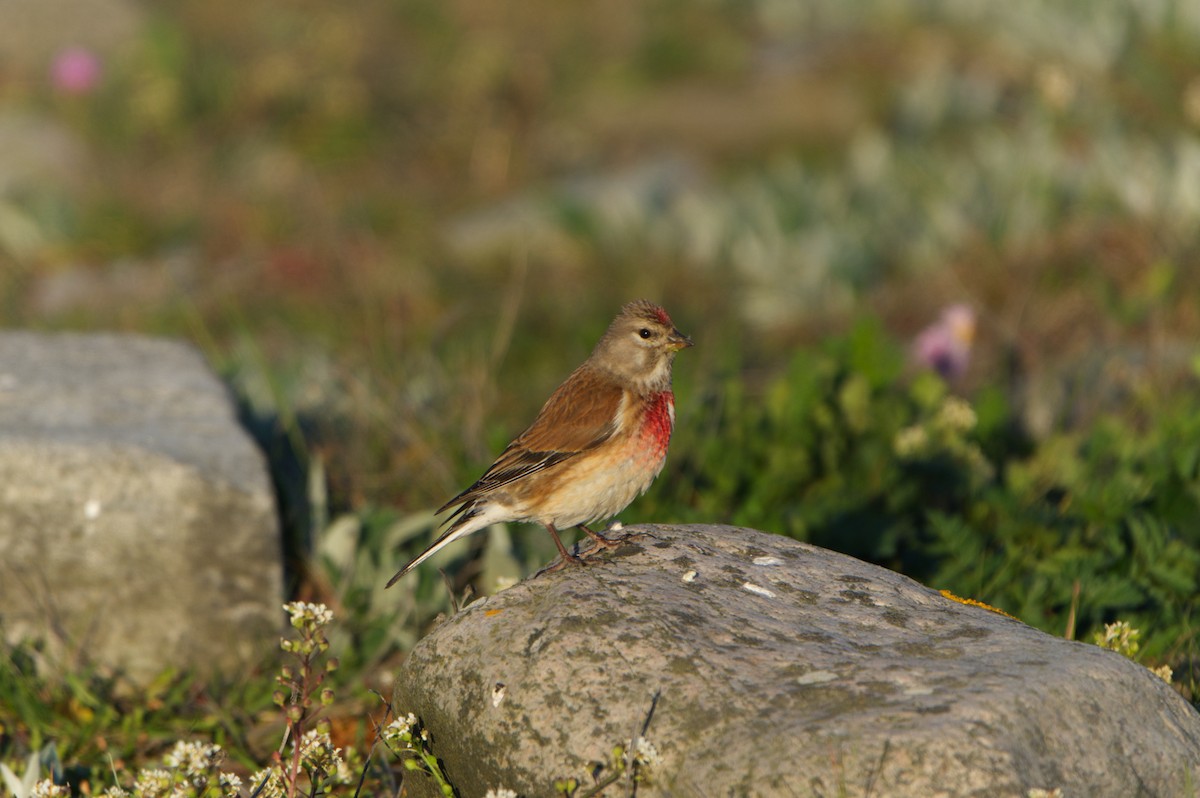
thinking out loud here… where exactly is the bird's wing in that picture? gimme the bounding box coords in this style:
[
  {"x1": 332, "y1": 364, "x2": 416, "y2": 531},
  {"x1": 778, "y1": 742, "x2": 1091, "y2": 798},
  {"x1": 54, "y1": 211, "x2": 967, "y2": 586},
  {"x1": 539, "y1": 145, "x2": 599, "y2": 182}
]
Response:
[{"x1": 437, "y1": 367, "x2": 624, "y2": 513}]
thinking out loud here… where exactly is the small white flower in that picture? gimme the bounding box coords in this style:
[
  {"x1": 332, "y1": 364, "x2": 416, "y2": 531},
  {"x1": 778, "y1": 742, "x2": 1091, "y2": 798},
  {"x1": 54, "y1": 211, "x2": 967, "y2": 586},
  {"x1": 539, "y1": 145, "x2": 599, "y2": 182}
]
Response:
[
  {"x1": 632, "y1": 737, "x2": 661, "y2": 770},
  {"x1": 1093, "y1": 620, "x2": 1139, "y2": 657},
  {"x1": 893, "y1": 425, "x2": 929, "y2": 457},
  {"x1": 133, "y1": 769, "x2": 174, "y2": 798},
  {"x1": 296, "y1": 730, "x2": 343, "y2": 774},
  {"x1": 283, "y1": 601, "x2": 334, "y2": 628},
  {"x1": 1027, "y1": 789, "x2": 1063, "y2": 798},
  {"x1": 382, "y1": 712, "x2": 420, "y2": 748},
  {"x1": 218, "y1": 772, "x2": 242, "y2": 797},
  {"x1": 936, "y1": 396, "x2": 977, "y2": 433},
  {"x1": 484, "y1": 788, "x2": 519, "y2": 798},
  {"x1": 30, "y1": 781, "x2": 69, "y2": 798},
  {"x1": 1151, "y1": 664, "x2": 1173, "y2": 684},
  {"x1": 681, "y1": 570, "x2": 698, "y2": 583},
  {"x1": 333, "y1": 756, "x2": 356, "y2": 785},
  {"x1": 247, "y1": 769, "x2": 285, "y2": 798},
  {"x1": 164, "y1": 740, "x2": 223, "y2": 785}
]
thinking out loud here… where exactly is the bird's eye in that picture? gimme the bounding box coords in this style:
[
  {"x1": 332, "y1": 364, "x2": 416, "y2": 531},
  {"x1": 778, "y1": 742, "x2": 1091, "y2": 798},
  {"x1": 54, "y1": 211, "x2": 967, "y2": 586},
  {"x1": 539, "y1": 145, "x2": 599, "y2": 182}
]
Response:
[{"x1": 639, "y1": 328, "x2": 652, "y2": 339}]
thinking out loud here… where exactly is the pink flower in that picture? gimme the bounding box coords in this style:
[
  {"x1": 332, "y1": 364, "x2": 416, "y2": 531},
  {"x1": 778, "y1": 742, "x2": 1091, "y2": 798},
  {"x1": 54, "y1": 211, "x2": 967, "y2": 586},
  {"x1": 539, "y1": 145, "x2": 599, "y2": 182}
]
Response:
[
  {"x1": 50, "y1": 47, "x2": 102, "y2": 95},
  {"x1": 913, "y1": 304, "x2": 976, "y2": 380}
]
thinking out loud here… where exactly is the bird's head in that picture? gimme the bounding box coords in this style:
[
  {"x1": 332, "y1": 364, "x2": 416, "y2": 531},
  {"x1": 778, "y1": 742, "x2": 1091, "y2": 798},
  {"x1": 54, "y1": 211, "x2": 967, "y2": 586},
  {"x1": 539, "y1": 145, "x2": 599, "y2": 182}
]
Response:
[{"x1": 592, "y1": 299, "x2": 693, "y2": 392}]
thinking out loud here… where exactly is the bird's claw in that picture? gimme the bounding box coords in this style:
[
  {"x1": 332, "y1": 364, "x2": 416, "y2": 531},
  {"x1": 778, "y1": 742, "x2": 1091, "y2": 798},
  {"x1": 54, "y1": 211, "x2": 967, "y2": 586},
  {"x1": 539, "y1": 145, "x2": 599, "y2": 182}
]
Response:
[
  {"x1": 585, "y1": 534, "x2": 626, "y2": 549},
  {"x1": 536, "y1": 551, "x2": 592, "y2": 576},
  {"x1": 595, "y1": 530, "x2": 647, "y2": 547},
  {"x1": 579, "y1": 523, "x2": 643, "y2": 550}
]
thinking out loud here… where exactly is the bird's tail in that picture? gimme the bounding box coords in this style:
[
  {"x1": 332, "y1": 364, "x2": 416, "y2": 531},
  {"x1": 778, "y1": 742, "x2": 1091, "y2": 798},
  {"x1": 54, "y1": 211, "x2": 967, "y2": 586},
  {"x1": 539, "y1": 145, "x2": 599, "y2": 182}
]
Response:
[{"x1": 384, "y1": 503, "x2": 491, "y2": 588}]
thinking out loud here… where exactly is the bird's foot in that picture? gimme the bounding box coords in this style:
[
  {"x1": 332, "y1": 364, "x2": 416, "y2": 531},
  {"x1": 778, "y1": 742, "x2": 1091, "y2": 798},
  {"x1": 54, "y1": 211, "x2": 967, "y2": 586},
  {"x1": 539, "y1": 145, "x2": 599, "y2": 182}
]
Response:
[
  {"x1": 576, "y1": 523, "x2": 650, "y2": 558},
  {"x1": 580, "y1": 522, "x2": 650, "y2": 548},
  {"x1": 583, "y1": 521, "x2": 649, "y2": 548},
  {"x1": 577, "y1": 523, "x2": 626, "y2": 549},
  {"x1": 536, "y1": 550, "x2": 593, "y2": 576},
  {"x1": 540, "y1": 522, "x2": 595, "y2": 572}
]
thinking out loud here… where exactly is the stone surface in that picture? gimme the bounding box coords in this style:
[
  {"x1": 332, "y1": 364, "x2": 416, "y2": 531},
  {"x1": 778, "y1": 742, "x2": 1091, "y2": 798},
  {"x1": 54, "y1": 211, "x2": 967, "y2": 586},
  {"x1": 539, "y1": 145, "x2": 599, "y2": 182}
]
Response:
[
  {"x1": 0, "y1": 332, "x2": 282, "y2": 683},
  {"x1": 394, "y1": 524, "x2": 1200, "y2": 798}
]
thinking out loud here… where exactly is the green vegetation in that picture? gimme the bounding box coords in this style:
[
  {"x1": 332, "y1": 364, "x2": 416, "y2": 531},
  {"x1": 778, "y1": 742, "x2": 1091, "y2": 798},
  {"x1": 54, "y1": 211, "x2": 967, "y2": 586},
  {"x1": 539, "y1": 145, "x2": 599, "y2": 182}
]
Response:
[
  {"x1": 1, "y1": 0, "x2": 1199, "y2": 792},
  {"x1": 646, "y1": 320, "x2": 1200, "y2": 665}
]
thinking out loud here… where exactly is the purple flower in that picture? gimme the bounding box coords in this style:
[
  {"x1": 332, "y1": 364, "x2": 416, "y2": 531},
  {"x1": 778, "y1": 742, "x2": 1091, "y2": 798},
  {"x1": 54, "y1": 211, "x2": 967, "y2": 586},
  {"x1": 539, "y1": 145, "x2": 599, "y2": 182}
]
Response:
[
  {"x1": 913, "y1": 304, "x2": 976, "y2": 380},
  {"x1": 50, "y1": 47, "x2": 102, "y2": 95}
]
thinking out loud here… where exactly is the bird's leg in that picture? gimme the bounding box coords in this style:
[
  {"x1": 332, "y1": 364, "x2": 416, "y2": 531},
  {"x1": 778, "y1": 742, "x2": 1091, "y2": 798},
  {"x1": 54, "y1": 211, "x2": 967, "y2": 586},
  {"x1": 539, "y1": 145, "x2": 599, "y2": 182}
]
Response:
[
  {"x1": 578, "y1": 523, "x2": 626, "y2": 550},
  {"x1": 544, "y1": 523, "x2": 585, "y2": 567}
]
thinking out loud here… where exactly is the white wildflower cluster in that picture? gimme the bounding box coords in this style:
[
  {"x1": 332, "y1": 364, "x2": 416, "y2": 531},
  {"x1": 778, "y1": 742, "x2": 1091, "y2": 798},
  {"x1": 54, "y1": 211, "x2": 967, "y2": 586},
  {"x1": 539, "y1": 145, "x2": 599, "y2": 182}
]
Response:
[
  {"x1": 1027, "y1": 789, "x2": 1063, "y2": 798},
  {"x1": 281, "y1": 602, "x2": 334, "y2": 656},
  {"x1": 631, "y1": 737, "x2": 661, "y2": 770},
  {"x1": 284, "y1": 601, "x2": 334, "y2": 629},
  {"x1": 1093, "y1": 620, "x2": 1140, "y2": 658},
  {"x1": 382, "y1": 712, "x2": 426, "y2": 750},
  {"x1": 30, "y1": 781, "x2": 69, "y2": 798},
  {"x1": 893, "y1": 424, "x2": 929, "y2": 457},
  {"x1": 84, "y1": 740, "x2": 244, "y2": 798},
  {"x1": 484, "y1": 789, "x2": 518, "y2": 798},
  {"x1": 247, "y1": 768, "x2": 285, "y2": 798},
  {"x1": 132, "y1": 769, "x2": 174, "y2": 798},
  {"x1": 893, "y1": 397, "x2": 993, "y2": 487},
  {"x1": 1093, "y1": 621, "x2": 1174, "y2": 683},
  {"x1": 163, "y1": 741, "x2": 224, "y2": 787},
  {"x1": 296, "y1": 729, "x2": 346, "y2": 779},
  {"x1": 935, "y1": 397, "x2": 977, "y2": 434},
  {"x1": 217, "y1": 772, "x2": 242, "y2": 798}
]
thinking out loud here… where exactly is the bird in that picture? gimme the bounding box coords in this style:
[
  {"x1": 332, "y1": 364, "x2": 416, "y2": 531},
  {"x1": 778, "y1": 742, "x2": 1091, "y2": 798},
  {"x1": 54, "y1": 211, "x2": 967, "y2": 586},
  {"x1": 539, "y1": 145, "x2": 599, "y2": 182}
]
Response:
[{"x1": 386, "y1": 299, "x2": 692, "y2": 587}]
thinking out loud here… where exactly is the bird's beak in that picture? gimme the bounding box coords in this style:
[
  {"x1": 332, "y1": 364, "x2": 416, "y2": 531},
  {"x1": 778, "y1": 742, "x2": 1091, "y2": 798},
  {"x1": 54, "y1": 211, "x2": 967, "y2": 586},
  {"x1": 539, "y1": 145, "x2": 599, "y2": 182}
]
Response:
[{"x1": 667, "y1": 328, "x2": 694, "y2": 351}]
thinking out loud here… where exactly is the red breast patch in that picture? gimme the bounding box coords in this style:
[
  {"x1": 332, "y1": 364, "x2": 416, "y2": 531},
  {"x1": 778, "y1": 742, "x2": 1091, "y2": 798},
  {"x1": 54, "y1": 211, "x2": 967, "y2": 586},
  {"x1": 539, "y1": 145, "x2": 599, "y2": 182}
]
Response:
[{"x1": 642, "y1": 391, "x2": 675, "y2": 452}]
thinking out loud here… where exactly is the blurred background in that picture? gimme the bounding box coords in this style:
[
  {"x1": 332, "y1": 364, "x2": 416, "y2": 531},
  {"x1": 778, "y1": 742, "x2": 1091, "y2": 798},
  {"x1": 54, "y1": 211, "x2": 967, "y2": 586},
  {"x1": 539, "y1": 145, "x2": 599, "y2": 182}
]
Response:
[{"x1": 2, "y1": 0, "x2": 1199, "y2": 775}]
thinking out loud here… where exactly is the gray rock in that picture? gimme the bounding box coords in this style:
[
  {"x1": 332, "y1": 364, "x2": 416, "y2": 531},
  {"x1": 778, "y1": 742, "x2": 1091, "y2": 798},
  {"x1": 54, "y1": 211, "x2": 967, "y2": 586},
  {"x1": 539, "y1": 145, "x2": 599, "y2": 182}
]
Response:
[
  {"x1": 0, "y1": 332, "x2": 281, "y2": 684},
  {"x1": 393, "y1": 524, "x2": 1200, "y2": 798}
]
